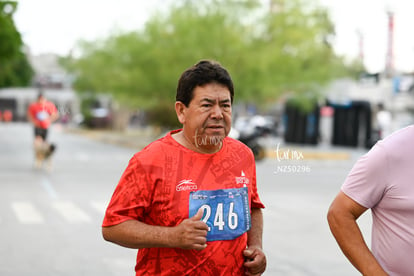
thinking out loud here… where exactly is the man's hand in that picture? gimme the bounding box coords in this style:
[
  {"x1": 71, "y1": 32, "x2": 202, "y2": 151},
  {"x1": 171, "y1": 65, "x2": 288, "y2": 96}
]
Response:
[
  {"x1": 243, "y1": 246, "x2": 266, "y2": 276},
  {"x1": 172, "y1": 208, "x2": 208, "y2": 250}
]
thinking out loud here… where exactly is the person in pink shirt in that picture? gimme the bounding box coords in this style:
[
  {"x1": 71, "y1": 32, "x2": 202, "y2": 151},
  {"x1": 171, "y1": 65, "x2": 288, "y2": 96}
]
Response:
[{"x1": 327, "y1": 125, "x2": 414, "y2": 275}]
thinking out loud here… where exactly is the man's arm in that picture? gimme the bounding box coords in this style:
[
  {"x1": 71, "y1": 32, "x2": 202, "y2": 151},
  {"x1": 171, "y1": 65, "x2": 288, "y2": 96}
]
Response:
[
  {"x1": 102, "y1": 208, "x2": 208, "y2": 250},
  {"x1": 49, "y1": 110, "x2": 59, "y2": 123},
  {"x1": 244, "y1": 208, "x2": 266, "y2": 276},
  {"x1": 27, "y1": 109, "x2": 38, "y2": 127},
  {"x1": 48, "y1": 103, "x2": 60, "y2": 124},
  {"x1": 327, "y1": 191, "x2": 387, "y2": 276}
]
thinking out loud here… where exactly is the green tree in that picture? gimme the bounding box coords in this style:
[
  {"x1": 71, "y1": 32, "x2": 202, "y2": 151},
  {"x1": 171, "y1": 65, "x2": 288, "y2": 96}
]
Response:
[
  {"x1": 0, "y1": 1, "x2": 33, "y2": 87},
  {"x1": 64, "y1": 0, "x2": 352, "y2": 125}
]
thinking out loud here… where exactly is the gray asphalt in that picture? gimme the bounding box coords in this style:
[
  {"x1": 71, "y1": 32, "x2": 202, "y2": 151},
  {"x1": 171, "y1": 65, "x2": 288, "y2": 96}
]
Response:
[{"x1": 0, "y1": 122, "x2": 372, "y2": 275}]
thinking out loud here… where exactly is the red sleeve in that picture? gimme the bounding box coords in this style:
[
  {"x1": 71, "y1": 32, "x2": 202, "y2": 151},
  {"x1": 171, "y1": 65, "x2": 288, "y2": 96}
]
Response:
[
  {"x1": 239, "y1": 141, "x2": 265, "y2": 210},
  {"x1": 27, "y1": 103, "x2": 35, "y2": 117},
  {"x1": 250, "y1": 163, "x2": 265, "y2": 209},
  {"x1": 102, "y1": 155, "x2": 153, "y2": 227},
  {"x1": 47, "y1": 102, "x2": 58, "y2": 114}
]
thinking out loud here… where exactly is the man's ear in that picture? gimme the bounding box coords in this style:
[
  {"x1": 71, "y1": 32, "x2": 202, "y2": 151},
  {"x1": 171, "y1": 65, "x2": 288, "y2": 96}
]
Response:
[{"x1": 175, "y1": 101, "x2": 186, "y2": 124}]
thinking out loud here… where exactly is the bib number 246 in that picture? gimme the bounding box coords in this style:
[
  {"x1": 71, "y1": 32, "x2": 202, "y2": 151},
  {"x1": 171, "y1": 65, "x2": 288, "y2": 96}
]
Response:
[
  {"x1": 189, "y1": 187, "x2": 251, "y2": 241},
  {"x1": 199, "y1": 202, "x2": 238, "y2": 231}
]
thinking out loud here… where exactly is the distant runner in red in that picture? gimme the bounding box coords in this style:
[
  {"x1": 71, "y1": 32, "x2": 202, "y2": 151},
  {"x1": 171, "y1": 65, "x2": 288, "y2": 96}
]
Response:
[
  {"x1": 27, "y1": 92, "x2": 59, "y2": 168},
  {"x1": 27, "y1": 92, "x2": 59, "y2": 142},
  {"x1": 102, "y1": 60, "x2": 266, "y2": 275}
]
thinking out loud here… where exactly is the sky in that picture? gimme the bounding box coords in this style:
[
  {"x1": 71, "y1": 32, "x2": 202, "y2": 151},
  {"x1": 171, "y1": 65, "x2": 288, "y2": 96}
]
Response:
[
  {"x1": 12, "y1": 0, "x2": 414, "y2": 73},
  {"x1": 319, "y1": 0, "x2": 414, "y2": 73}
]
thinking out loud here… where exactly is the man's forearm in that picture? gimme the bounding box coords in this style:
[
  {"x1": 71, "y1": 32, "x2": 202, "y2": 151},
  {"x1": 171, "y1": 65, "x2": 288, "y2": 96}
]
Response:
[
  {"x1": 50, "y1": 112, "x2": 59, "y2": 123},
  {"x1": 102, "y1": 220, "x2": 173, "y2": 249},
  {"x1": 102, "y1": 210, "x2": 209, "y2": 251},
  {"x1": 27, "y1": 114, "x2": 36, "y2": 125},
  {"x1": 247, "y1": 208, "x2": 263, "y2": 248},
  {"x1": 328, "y1": 210, "x2": 387, "y2": 275}
]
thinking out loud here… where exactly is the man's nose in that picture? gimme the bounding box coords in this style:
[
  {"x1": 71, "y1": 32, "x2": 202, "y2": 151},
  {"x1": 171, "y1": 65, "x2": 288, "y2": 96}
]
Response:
[{"x1": 210, "y1": 104, "x2": 223, "y2": 119}]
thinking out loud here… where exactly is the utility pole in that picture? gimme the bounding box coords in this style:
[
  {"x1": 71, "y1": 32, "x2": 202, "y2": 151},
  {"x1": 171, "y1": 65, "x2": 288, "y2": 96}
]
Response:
[
  {"x1": 385, "y1": 8, "x2": 395, "y2": 78},
  {"x1": 356, "y1": 29, "x2": 364, "y2": 68}
]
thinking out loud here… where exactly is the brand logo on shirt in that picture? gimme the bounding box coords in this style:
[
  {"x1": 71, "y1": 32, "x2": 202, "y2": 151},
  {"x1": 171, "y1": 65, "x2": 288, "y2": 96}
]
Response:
[
  {"x1": 235, "y1": 170, "x2": 249, "y2": 187},
  {"x1": 176, "y1": 179, "x2": 198, "y2": 192}
]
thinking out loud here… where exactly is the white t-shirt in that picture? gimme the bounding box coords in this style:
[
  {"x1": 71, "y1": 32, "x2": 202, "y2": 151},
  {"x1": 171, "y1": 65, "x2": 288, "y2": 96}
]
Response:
[
  {"x1": 342, "y1": 125, "x2": 414, "y2": 275},
  {"x1": 377, "y1": 110, "x2": 392, "y2": 138}
]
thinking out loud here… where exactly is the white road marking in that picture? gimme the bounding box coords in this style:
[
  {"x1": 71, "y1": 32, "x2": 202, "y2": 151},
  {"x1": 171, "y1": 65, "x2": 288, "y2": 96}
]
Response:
[
  {"x1": 52, "y1": 201, "x2": 91, "y2": 223},
  {"x1": 11, "y1": 201, "x2": 44, "y2": 224}
]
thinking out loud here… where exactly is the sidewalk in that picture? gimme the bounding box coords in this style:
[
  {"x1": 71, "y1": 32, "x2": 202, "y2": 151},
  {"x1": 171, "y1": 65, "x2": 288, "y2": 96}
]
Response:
[
  {"x1": 64, "y1": 126, "x2": 367, "y2": 160},
  {"x1": 63, "y1": 126, "x2": 160, "y2": 150}
]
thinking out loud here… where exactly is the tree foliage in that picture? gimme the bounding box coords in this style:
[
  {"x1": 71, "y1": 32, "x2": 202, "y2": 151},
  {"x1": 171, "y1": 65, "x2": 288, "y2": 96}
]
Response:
[
  {"x1": 63, "y1": 0, "x2": 355, "y2": 124},
  {"x1": 0, "y1": 1, "x2": 33, "y2": 87}
]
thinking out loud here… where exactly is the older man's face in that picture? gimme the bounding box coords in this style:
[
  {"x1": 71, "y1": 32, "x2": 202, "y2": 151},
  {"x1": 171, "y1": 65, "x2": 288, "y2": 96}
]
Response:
[{"x1": 178, "y1": 83, "x2": 232, "y2": 152}]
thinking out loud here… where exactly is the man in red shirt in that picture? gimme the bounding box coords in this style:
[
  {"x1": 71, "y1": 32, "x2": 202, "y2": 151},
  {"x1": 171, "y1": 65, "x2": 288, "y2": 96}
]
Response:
[
  {"x1": 27, "y1": 92, "x2": 59, "y2": 166},
  {"x1": 102, "y1": 60, "x2": 266, "y2": 275}
]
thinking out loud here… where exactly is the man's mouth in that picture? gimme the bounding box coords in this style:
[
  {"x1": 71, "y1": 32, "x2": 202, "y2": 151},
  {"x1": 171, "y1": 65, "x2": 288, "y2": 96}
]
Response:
[{"x1": 206, "y1": 125, "x2": 224, "y2": 129}]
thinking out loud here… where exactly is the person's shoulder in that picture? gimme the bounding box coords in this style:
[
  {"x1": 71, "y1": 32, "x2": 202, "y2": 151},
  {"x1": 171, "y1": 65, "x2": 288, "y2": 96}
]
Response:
[
  {"x1": 393, "y1": 124, "x2": 414, "y2": 137},
  {"x1": 379, "y1": 125, "x2": 414, "y2": 146},
  {"x1": 225, "y1": 136, "x2": 246, "y2": 148},
  {"x1": 366, "y1": 125, "x2": 414, "y2": 165},
  {"x1": 132, "y1": 131, "x2": 176, "y2": 159},
  {"x1": 224, "y1": 136, "x2": 254, "y2": 157},
  {"x1": 46, "y1": 100, "x2": 58, "y2": 108}
]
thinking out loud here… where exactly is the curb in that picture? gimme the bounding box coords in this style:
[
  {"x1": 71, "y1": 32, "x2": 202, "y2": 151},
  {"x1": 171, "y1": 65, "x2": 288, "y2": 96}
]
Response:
[
  {"x1": 63, "y1": 127, "x2": 156, "y2": 150},
  {"x1": 265, "y1": 150, "x2": 350, "y2": 160},
  {"x1": 265, "y1": 144, "x2": 352, "y2": 160}
]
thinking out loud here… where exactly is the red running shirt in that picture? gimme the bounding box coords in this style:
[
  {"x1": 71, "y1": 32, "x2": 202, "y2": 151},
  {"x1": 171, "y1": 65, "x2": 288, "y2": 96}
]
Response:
[
  {"x1": 103, "y1": 130, "x2": 265, "y2": 275},
  {"x1": 27, "y1": 101, "x2": 58, "y2": 129}
]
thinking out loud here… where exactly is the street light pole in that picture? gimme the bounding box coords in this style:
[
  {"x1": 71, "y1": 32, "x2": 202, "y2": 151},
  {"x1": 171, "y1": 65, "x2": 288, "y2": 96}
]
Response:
[{"x1": 385, "y1": 8, "x2": 395, "y2": 78}]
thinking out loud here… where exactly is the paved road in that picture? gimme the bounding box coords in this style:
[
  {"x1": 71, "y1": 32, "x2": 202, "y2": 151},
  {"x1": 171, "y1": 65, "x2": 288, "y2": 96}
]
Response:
[
  {"x1": 0, "y1": 123, "x2": 372, "y2": 275},
  {"x1": 0, "y1": 123, "x2": 137, "y2": 276}
]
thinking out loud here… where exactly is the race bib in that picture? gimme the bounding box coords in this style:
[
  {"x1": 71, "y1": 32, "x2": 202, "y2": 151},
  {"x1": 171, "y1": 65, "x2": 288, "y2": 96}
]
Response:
[
  {"x1": 36, "y1": 111, "x2": 48, "y2": 121},
  {"x1": 189, "y1": 187, "x2": 251, "y2": 241}
]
